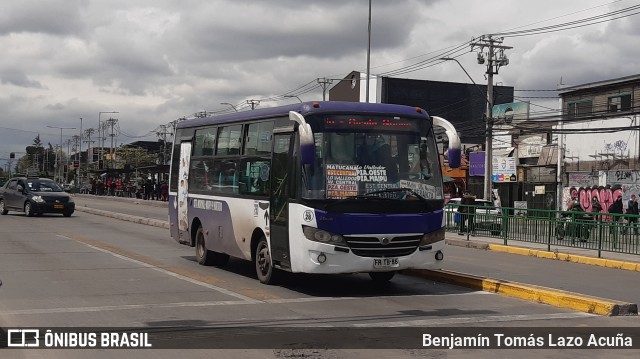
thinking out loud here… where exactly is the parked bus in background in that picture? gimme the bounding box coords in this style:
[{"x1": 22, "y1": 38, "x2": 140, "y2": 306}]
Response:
[{"x1": 168, "y1": 101, "x2": 461, "y2": 284}]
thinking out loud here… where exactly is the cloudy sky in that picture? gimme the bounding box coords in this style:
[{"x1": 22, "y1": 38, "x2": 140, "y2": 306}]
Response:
[{"x1": 1, "y1": 0, "x2": 639, "y2": 170}]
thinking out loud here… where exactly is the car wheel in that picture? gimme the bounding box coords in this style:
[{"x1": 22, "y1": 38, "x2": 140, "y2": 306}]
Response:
[
  {"x1": 0, "y1": 199, "x2": 8, "y2": 215},
  {"x1": 255, "y1": 236, "x2": 278, "y2": 284},
  {"x1": 63, "y1": 211, "x2": 73, "y2": 217},
  {"x1": 369, "y1": 271, "x2": 396, "y2": 283},
  {"x1": 24, "y1": 202, "x2": 35, "y2": 217}
]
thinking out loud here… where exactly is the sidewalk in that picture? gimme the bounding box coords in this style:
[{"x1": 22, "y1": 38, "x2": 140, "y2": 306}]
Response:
[{"x1": 446, "y1": 232, "x2": 640, "y2": 272}]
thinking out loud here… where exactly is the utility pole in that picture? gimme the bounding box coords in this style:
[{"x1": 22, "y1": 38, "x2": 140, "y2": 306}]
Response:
[
  {"x1": 66, "y1": 138, "x2": 72, "y2": 184},
  {"x1": 98, "y1": 111, "x2": 119, "y2": 171},
  {"x1": 105, "y1": 118, "x2": 118, "y2": 169},
  {"x1": 317, "y1": 77, "x2": 334, "y2": 101},
  {"x1": 72, "y1": 134, "x2": 81, "y2": 186},
  {"x1": 246, "y1": 100, "x2": 260, "y2": 110},
  {"x1": 471, "y1": 35, "x2": 511, "y2": 200},
  {"x1": 157, "y1": 124, "x2": 172, "y2": 167},
  {"x1": 84, "y1": 128, "x2": 95, "y2": 167}
]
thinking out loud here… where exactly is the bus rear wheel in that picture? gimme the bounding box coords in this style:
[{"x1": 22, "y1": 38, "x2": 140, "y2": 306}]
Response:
[
  {"x1": 255, "y1": 236, "x2": 278, "y2": 285},
  {"x1": 369, "y1": 271, "x2": 396, "y2": 283},
  {"x1": 195, "y1": 226, "x2": 229, "y2": 266}
]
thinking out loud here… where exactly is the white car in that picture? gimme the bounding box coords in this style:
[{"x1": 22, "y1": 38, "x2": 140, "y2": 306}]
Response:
[{"x1": 445, "y1": 198, "x2": 502, "y2": 235}]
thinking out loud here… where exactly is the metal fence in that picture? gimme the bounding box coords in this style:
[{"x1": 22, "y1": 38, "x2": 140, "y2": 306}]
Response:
[{"x1": 444, "y1": 204, "x2": 640, "y2": 257}]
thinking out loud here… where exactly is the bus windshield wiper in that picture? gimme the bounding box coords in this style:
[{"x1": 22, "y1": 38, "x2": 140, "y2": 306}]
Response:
[{"x1": 364, "y1": 187, "x2": 429, "y2": 204}]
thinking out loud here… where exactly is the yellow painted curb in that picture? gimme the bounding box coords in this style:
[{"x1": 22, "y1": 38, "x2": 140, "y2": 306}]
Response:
[
  {"x1": 405, "y1": 269, "x2": 637, "y2": 316},
  {"x1": 487, "y1": 244, "x2": 640, "y2": 272}
]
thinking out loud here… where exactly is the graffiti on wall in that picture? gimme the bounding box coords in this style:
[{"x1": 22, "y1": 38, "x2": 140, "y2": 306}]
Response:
[
  {"x1": 604, "y1": 140, "x2": 627, "y2": 154},
  {"x1": 568, "y1": 185, "x2": 622, "y2": 213}
]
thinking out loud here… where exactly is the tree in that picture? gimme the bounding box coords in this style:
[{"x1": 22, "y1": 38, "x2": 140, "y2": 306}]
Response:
[{"x1": 117, "y1": 146, "x2": 157, "y2": 180}]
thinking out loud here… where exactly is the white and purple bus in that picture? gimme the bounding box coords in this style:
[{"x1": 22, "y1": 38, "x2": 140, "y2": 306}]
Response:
[{"x1": 169, "y1": 101, "x2": 461, "y2": 284}]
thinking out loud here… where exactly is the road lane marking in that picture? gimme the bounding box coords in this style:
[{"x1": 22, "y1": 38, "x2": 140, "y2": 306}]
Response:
[
  {"x1": 60, "y1": 235, "x2": 263, "y2": 303},
  {"x1": 264, "y1": 291, "x2": 488, "y2": 304},
  {"x1": 348, "y1": 312, "x2": 594, "y2": 327},
  {"x1": 0, "y1": 301, "x2": 254, "y2": 316}
]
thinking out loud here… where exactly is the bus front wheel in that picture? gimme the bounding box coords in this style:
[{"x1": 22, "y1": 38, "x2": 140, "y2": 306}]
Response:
[
  {"x1": 195, "y1": 226, "x2": 229, "y2": 266},
  {"x1": 255, "y1": 237, "x2": 278, "y2": 285}
]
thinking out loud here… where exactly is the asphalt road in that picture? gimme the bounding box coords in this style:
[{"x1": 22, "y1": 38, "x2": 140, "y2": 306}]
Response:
[
  {"x1": 0, "y1": 199, "x2": 639, "y2": 358},
  {"x1": 73, "y1": 195, "x2": 640, "y2": 304}
]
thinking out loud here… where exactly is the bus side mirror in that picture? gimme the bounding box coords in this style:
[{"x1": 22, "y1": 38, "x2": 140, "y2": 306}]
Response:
[
  {"x1": 432, "y1": 116, "x2": 461, "y2": 168},
  {"x1": 289, "y1": 111, "x2": 315, "y2": 165},
  {"x1": 448, "y1": 147, "x2": 461, "y2": 169}
]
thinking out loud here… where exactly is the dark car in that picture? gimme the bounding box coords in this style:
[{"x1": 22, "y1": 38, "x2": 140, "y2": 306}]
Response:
[{"x1": 0, "y1": 177, "x2": 75, "y2": 217}]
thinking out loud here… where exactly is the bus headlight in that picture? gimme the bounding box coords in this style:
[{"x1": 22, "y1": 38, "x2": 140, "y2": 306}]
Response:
[
  {"x1": 420, "y1": 228, "x2": 445, "y2": 247},
  {"x1": 302, "y1": 226, "x2": 347, "y2": 247}
]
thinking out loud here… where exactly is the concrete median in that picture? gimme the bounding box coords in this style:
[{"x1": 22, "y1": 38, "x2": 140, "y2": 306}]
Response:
[{"x1": 75, "y1": 206, "x2": 170, "y2": 230}]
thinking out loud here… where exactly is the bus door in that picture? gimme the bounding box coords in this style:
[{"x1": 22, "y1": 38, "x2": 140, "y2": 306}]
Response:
[
  {"x1": 269, "y1": 133, "x2": 294, "y2": 269},
  {"x1": 177, "y1": 141, "x2": 192, "y2": 239}
]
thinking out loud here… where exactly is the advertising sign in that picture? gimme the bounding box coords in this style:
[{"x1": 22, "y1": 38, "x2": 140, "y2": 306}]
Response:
[
  {"x1": 492, "y1": 156, "x2": 517, "y2": 182},
  {"x1": 492, "y1": 101, "x2": 530, "y2": 124},
  {"x1": 517, "y1": 134, "x2": 546, "y2": 158},
  {"x1": 469, "y1": 151, "x2": 485, "y2": 177}
]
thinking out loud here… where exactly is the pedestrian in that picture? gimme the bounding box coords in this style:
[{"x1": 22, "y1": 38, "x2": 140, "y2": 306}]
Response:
[
  {"x1": 457, "y1": 191, "x2": 476, "y2": 236},
  {"x1": 160, "y1": 181, "x2": 169, "y2": 201},
  {"x1": 625, "y1": 194, "x2": 639, "y2": 235},
  {"x1": 609, "y1": 195, "x2": 624, "y2": 247},
  {"x1": 591, "y1": 196, "x2": 602, "y2": 213}
]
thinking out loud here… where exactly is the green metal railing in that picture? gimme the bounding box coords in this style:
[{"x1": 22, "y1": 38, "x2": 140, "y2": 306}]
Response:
[{"x1": 444, "y1": 204, "x2": 640, "y2": 257}]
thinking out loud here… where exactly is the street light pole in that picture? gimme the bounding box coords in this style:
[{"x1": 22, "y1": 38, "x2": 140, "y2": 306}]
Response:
[
  {"x1": 47, "y1": 125, "x2": 76, "y2": 183},
  {"x1": 365, "y1": 0, "x2": 372, "y2": 103},
  {"x1": 78, "y1": 117, "x2": 82, "y2": 187},
  {"x1": 440, "y1": 57, "x2": 493, "y2": 198}
]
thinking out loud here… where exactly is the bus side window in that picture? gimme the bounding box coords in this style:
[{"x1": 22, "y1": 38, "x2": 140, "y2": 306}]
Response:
[
  {"x1": 240, "y1": 159, "x2": 270, "y2": 196},
  {"x1": 214, "y1": 159, "x2": 239, "y2": 194}
]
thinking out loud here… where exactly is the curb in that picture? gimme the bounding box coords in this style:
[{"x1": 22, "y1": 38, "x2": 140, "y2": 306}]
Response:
[
  {"x1": 75, "y1": 206, "x2": 170, "y2": 230},
  {"x1": 405, "y1": 269, "x2": 638, "y2": 316},
  {"x1": 74, "y1": 194, "x2": 168, "y2": 208}
]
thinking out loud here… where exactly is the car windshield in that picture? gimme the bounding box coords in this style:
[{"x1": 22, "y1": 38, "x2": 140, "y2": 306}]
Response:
[
  {"x1": 301, "y1": 115, "x2": 443, "y2": 200},
  {"x1": 27, "y1": 180, "x2": 64, "y2": 192}
]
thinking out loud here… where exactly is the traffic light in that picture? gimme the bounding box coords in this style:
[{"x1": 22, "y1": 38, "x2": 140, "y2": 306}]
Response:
[
  {"x1": 98, "y1": 159, "x2": 104, "y2": 169},
  {"x1": 9, "y1": 152, "x2": 15, "y2": 159},
  {"x1": 73, "y1": 160, "x2": 79, "y2": 168},
  {"x1": 63, "y1": 165, "x2": 68, "y2": 173}
]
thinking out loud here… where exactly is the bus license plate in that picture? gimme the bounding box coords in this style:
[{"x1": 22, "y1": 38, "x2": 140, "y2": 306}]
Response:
[
  {"x1": 373, "y1": 257, "x2": 399, "y2": 268},
  {"x1": 54, "y1": 205, "x2": 64, "y2": 209}
]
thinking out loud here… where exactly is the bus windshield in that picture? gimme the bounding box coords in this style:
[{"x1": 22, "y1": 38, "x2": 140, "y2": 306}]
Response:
[{"x1": 302, "y1": 115, "x2": 443, "y2": 200}]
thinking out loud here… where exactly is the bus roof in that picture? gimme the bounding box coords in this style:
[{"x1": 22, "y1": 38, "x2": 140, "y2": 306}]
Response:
[{"x1": 176, "y1": 101, "x2": 430, "y2": 129}]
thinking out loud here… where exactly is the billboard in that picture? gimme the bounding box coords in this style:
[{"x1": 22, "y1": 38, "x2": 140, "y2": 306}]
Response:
[
  {"x1": 469, "y1": 151, "x2": 485, "y2": 177},
  {"x1": 492, "y1": 156, "x2": 517, "y2": 182},
  {"x1": 517, "y1": 134, "x2": 546, "y2": 158},
  {"x1": 491, "y1": 101, "x2": 530, "y2": 124}
]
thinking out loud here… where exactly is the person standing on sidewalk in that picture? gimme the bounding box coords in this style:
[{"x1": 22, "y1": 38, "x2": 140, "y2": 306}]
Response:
[
  {"x1": 457, "y1": 192, "x2": 476, "y2": 236},
  {"x1": 609, "y1": 195, "x2": 624, "y2": 248},
  {"x1": 625, "y1": 194, "x2": 639, "y2": 235}
]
